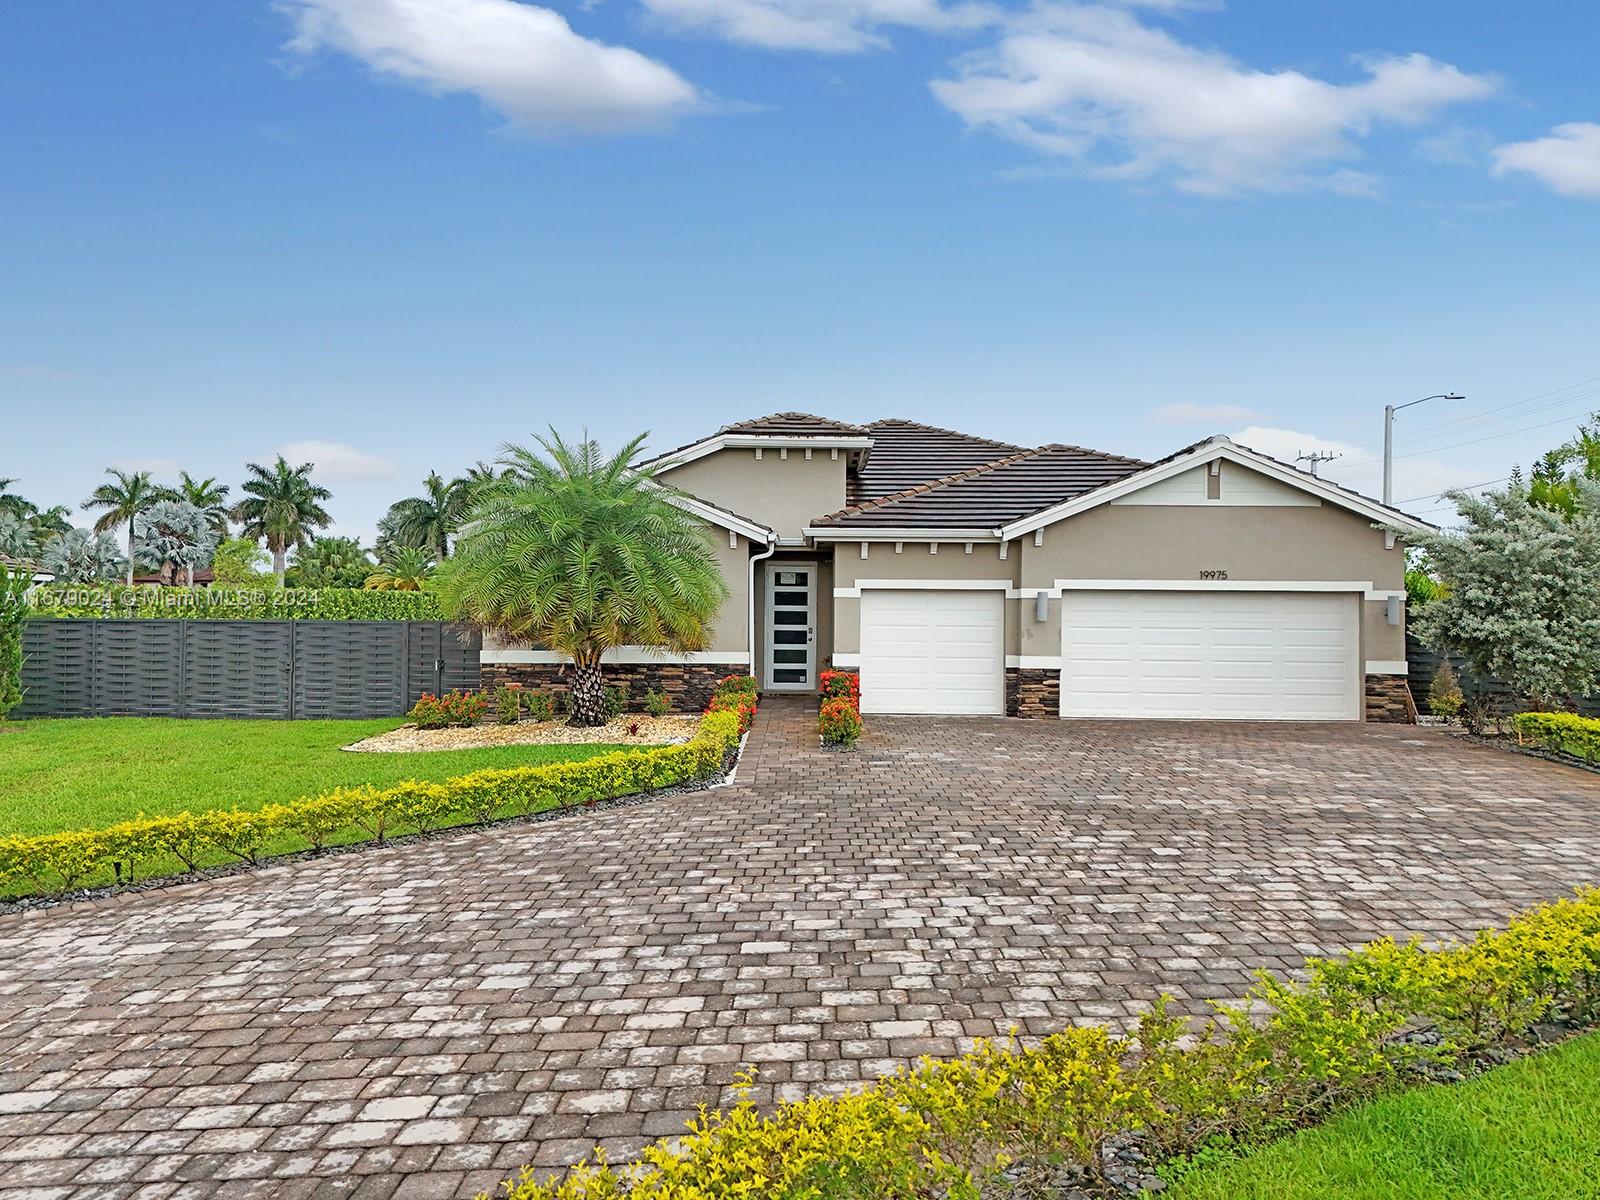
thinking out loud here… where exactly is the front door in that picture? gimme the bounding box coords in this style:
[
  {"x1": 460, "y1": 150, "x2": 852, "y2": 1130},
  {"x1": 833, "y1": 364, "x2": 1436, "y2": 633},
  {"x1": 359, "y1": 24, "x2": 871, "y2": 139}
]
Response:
[{"x1": 764, "y1": 561, "x2": 816, "y2": 692}]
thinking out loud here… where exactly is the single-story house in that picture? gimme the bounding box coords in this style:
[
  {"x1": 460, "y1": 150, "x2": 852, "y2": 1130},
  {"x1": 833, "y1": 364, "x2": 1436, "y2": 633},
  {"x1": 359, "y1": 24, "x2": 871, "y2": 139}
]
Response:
[{"x1": 481, "y1": 413, "x2": 1429, "y2": 722}]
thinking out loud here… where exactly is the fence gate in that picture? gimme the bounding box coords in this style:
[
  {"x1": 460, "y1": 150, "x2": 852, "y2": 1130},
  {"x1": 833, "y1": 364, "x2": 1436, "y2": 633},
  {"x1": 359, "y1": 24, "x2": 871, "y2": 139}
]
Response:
[{"x1": 17, "y1": 620, "x2": 480, "y2": 720}]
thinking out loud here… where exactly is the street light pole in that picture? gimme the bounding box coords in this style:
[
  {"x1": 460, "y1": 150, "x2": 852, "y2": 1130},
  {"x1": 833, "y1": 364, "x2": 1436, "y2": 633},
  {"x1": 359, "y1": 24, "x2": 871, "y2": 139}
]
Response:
[{"x1": 1383, "y1": 393, "x2": 1465, "y2": 506}]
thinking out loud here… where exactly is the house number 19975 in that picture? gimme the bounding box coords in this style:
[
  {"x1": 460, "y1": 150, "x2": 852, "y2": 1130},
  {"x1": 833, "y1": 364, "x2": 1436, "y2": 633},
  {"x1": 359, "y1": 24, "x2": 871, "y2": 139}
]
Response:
[{"x1": 1199, "y1": 569, "x2": 1229, "y2": 580}]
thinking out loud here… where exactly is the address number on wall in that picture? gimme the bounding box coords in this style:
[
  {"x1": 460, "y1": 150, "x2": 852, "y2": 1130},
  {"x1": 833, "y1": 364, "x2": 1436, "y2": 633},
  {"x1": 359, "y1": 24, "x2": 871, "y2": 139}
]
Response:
[{"x1": 1199, "y1": 569, "x2": 1229, "y2": 580}]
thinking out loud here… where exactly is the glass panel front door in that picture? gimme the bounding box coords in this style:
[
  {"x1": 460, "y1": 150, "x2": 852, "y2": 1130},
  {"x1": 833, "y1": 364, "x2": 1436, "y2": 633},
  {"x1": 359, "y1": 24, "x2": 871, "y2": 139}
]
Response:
[{"x1": 764, "y1": 563, "x2": 816, "y2": 691}]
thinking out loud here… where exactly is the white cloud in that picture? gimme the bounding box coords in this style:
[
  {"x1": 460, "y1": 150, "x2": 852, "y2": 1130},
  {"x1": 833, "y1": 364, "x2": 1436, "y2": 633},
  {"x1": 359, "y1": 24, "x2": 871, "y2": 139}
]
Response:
[
  {"x1": 280, "y1": 0, "x2": 703, "y2": 133},
  {"x1": 930, "y1": 3, "x2": 1498, "y2": 194},
  {"x1": 637, "y1": 0, "x2": 999, "y2": 53},
  {"x1": 1491, "y1": 122, "x2": 1600, "y2": 199},
  {"x1": 278, "y1": 441, "x2": 396, "y2": 484},
  {"x1": 1230, "y1": 425, "x2": 1482, "y2": 509},
  {"x1": 1153, "y1": 401, "x2": 1261, "y2": 425}
]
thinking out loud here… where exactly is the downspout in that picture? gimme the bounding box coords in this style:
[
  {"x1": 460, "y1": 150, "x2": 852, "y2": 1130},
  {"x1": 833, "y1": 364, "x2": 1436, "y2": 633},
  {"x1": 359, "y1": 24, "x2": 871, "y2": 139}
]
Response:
[{"x1": 748, "y1": 534, "x2": 778, "y2": 685}]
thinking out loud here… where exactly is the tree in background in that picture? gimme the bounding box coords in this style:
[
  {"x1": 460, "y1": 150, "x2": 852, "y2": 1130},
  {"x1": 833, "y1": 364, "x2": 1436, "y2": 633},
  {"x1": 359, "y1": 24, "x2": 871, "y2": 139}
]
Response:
[
  {"x1": 210, "y1": 537, "x2": 270, "y2": 585},
  {"x1": 1530, "y1": 414, "x2": 1600, "y2": 517},
  {"x1": 0, "y1": 478, "x2": 29, "y2": 520},
  {"x1": 0, "y1": 513, "x2": 32, "y2": 561},
  {"x1": 134, "y1": 500, "x2": 218, "y2": 587},
  {"x1": 83, "y1": 468, "x2": 157, "y2": 586},
  {"x1": 382, "y1": 471, "x2": 474, "y2": 561},
  {"x1": 0, "y1": 563, "x2": 29, "y2": 719},
  {"x1": 40, "y1": 528, "x2": 126, "y2": 583},
  {"x1": 1400, "y1": 476, "x2": 1600, "y2": 708},
  {"x1": 289, "y1": 536, "x2": 374, "y2": 588},
  {"x1": 159, "y1": 473, "x2": 231, "y2": 539},
  {"x1": 364, "y1": 546, "x2": 433, "y2": 591},
  {"x1": 437, "y1": 432, "x2": 728, "y2": 726},
  {"x1": 232, "y1": 457, "x2": 332, "y2": 586}
]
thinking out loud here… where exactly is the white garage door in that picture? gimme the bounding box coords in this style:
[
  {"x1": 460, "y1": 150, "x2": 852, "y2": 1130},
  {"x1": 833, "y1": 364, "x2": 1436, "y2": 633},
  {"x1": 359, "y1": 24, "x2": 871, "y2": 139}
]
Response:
[
  {"x1": 859, "y1": 590, "x2": 1004, "y2": 715},
  {"x1": 1061, "y1": 591, "x2": 1359, "y2": 721}
]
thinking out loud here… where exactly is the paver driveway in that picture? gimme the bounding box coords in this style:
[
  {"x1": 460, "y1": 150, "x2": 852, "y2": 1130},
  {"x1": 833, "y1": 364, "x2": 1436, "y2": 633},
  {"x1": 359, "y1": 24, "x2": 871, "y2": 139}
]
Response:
[{"x1": 3, "y1": 701, "x2": 1599, "y2": 1200}]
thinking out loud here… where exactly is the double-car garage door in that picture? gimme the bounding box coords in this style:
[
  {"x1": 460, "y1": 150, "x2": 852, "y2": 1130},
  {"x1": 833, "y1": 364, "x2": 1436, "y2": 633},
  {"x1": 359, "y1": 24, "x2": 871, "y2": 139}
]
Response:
[
  {"x1": 856, "y1": 587, "x2": 1360, "y2": 720},
  {"x1": 1059, "y1": 591, "x2": 1359, "y2": 721}
]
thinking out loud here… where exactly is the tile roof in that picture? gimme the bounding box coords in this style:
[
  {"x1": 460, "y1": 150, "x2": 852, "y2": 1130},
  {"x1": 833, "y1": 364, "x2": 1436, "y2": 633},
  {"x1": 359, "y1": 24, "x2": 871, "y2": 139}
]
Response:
[
  {"x1": 813, "y1": 444, "x2": 1148, "y2": 530},
  {"x1": 848, "y1": 419, "x2": 1024, "y2": 504},
  {"x1": 718, "y1": 412, "x2": 871, "y2": 437}
]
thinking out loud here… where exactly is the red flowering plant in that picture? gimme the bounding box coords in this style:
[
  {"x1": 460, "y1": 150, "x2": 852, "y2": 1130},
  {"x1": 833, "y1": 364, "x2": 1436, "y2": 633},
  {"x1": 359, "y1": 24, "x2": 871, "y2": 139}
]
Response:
[
  {"x1": 410, "y1": 689, "x2": 489, "y2": 729},
  {"x1": 818, "y1": 670, "x2": 860, "y2": 705},
  {"x1": 818, "y1": 696, "x2": 863, "y2": 748},
  {"x1": 705, "y1": 691, "x2": 758, "y2": 734}
]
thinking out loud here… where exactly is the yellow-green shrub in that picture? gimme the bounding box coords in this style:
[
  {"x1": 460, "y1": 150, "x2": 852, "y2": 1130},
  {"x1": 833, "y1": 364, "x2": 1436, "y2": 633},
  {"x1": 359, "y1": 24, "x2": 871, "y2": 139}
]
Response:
[
  {"x1": 1511, "y1": 711, "x2": 1600, "y2": 763},
  {"x1": 0, "y1": 709, "x2": 743, "y2": 898},
  {"x1": 479, "y1": 888, "x2": 1600, "y2": 1200}
]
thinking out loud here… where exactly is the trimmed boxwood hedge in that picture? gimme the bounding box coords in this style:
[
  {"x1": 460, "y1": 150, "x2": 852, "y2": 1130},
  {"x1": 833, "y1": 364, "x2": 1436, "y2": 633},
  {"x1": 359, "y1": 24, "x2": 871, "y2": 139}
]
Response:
[
  {"x1": 1512, "y1": 711, "x2": 1600, "y2": 764},
  {"x1": 25, "y1": 584, "x2": 443, "y2": 620},
  {"x1": 0, "y1": 708, "x2": 744, "y2": 897},
  {"x1": 480, "y1": 887, "x2": 1600, "y2": 1200}
]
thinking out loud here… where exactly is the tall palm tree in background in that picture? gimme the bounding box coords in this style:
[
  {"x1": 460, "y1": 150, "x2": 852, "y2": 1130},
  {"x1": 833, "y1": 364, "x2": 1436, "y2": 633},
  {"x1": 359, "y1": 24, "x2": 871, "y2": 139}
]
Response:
[
  {"x1": 437, "y1": 432, "x2": 728, "y2": 726},
  {"x1": 83, "y1": 469, "x2": 157, "y2": 585},
  {"x1": 231, "y1": 457, "x2": 332, "y2": 586},
  {"x1": 161, "y1": 473, "x2": 232, "y2": 539},
  {"x1": 384, "y1": 471, "x2": 474, "y2": 561}
]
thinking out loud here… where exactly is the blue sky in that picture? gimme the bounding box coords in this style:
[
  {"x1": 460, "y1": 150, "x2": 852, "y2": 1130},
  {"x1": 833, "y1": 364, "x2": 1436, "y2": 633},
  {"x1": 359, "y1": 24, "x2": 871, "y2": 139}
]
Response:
[{"x1": 3, "y1": 0, "x2": 1598, "y2": 540}]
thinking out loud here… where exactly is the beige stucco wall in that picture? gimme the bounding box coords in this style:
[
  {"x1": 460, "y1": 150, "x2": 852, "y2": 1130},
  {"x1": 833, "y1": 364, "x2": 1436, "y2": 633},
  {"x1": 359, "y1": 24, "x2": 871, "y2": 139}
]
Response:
[
  {"x1": 660, "y1": 449, "x2": 848, "y2": 541},
  {"x1": 830, "y1": 542, "x2": 1022, "y2": 656},
  {"x1": 1019, "y1": 496, "x2": 1407, "y2": 663}
]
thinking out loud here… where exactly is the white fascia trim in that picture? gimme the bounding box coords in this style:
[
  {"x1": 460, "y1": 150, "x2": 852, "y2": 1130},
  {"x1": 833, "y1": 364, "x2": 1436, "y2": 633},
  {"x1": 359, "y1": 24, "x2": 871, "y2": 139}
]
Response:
[
  {"x1": 1048, "y1": 579, "x2": 1378, "y2": 594},
  {"x1": 998, "y1": 440, "x2": 1436, "y2": 540},
  {"x1": 483, "y1": 649, "x2": 752, "y2": 666},
  {"x1": 659, "y1": 491, "x2": 776, "y2": 544},
  {"x1": 654, "y1": 434, "x2": 872, "y2": 472},
  {"x1": 1007, "y1": 655, "x2": 1063, "y2": 669},
  {"x1": 1364, "y1": 589, "x2": 1405, "y2": 602},
  {"x1": 805, "y1": 527, "x2": 999, "y2": 541},
  {"x1": 1365, "y1": 660, "x2": 1409, "y2": 675},
  {"x1": 832, "y1": 653, "x2": 861, "y2": 668},
  {"x1": 834, "y1": 579, "x2": 1013, "y2": 598}
]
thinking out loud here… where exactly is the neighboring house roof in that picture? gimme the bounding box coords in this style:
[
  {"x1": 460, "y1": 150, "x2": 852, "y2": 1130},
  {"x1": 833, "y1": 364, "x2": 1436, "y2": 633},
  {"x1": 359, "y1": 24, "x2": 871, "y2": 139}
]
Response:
[
  {"x1": 848, "y1": 419, "x2": 1025, "y2": 504},
  {"x1": 811, "y1": 444, "x2": 1149, "y2": 531}
]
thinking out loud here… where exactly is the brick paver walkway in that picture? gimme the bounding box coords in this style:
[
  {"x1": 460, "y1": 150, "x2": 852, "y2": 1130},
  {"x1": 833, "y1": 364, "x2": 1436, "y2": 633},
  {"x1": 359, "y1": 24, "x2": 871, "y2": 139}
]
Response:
[{"x1": 3, "y1": 701, "x2": 1599, "y2": 1199}]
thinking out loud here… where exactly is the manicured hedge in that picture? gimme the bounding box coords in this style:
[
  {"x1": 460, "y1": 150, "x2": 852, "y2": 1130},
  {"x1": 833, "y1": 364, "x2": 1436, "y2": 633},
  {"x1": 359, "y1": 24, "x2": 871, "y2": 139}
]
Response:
[
  {"x1": 0, "y1": 709, "x2": 743, "y2": 897},
  {"x1": 25, "y1": 584, "x2": 443, "y2": 620},
  {"x1": 1511, "y1": 711, "x2": 1600, "y2": 764},
  {"x1": 480, "y1": 888, "x2": 1600, "y2": 1200}
]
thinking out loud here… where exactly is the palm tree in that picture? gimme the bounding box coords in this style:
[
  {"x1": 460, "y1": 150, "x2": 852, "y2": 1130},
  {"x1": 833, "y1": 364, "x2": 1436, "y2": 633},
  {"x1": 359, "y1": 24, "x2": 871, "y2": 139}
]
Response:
[
  {"x1": 364, "y1": 546, "x2": 433, "y2": 591},
  {"x1": 231, "y1": 457, "x2": 333, "y2": 585},
  {"x1": 83, "y1": 469, "x2": 157, "y2": 586},
  {"x1": 383, "y1": 472, "x2": 474, "y2": 560},
  {"x1": 0, "y1": 478, "x2": 29, "y2": 520},
  {"x1": 160, "y1": 473, "x2": 232, "y2": 539},
  {"x1": 1531, "y1": 416, "x2": 1600, "y2": 517},
  {"x1": 291, "y1": 536, "x2": 374, "y2": 588},
  {"x1": 436, "y1": 432, "x2": 729, "y2": 726}
]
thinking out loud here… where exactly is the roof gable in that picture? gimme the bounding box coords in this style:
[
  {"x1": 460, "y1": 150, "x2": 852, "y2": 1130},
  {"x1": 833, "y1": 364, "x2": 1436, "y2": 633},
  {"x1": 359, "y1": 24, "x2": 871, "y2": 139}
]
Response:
[
  {"x1": 720, "y1": 412, "x2": 870, "y2": 437},
  {"x1": 996, "y1": 437, "x2": 1437, "y2": 538}
]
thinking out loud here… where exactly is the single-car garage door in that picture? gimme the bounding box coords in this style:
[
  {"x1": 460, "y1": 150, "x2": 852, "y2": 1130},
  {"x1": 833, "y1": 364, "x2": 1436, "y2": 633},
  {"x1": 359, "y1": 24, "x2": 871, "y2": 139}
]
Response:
[
  {"x1": 1061, "y1": 591, "x2": 1359, "y2": 720},
  {"x1": 859, "y1": 590, "x2": 1004, "y2": 715}
]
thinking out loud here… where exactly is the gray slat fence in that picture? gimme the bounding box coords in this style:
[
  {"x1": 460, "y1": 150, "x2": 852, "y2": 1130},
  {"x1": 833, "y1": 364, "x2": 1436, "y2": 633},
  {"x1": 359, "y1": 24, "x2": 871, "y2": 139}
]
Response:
[
  {"x1": 1406, "y1": 633, "x2": 1600, "y2": 718},
  {"x1": 16, "y1": 620, "x2": 480, "y2": 720}
]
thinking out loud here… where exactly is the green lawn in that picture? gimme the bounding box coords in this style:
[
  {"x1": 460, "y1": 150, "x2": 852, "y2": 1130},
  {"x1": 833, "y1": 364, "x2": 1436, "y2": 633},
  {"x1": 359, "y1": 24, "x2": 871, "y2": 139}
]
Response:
[
  {"x1": 1168, "y1": 1033, "x2": 1600, "y2": 1200},
  {"x1": 0, "y1": 717, "x2": 631, "y2": 837}
]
